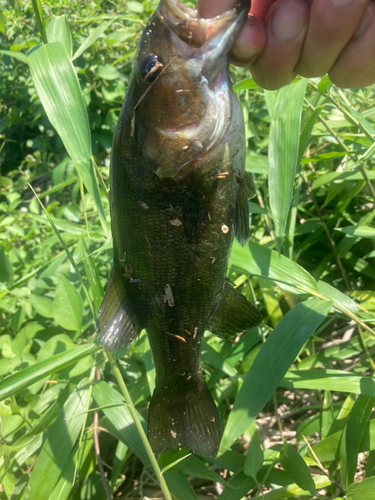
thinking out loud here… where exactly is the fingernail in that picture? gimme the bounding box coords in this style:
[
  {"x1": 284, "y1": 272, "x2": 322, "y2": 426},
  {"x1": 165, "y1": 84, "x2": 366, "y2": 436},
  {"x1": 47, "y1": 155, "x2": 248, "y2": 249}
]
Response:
[
  {"x1": 353, "y1": 4, "x2": 373, "y2": 39},
  {"x1": 331, "y1": 0, "x2": 355, "y2": 7},
  {"x1": 271, "y1": 3, "x2": 308, "y2": 41}
]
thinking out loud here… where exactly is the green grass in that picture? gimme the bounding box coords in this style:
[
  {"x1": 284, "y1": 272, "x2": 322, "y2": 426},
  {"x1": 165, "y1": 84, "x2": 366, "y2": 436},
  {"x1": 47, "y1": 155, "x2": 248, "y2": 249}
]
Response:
[{"x1": 0, "y1": 0, "x2": 375, "y2": 499}]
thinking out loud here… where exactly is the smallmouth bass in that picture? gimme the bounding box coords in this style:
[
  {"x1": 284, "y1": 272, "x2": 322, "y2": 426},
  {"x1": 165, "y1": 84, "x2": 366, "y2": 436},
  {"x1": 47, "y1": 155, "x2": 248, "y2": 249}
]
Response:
[{"x1": 97, "y1": 0, "x2": 262, "y2": 456}]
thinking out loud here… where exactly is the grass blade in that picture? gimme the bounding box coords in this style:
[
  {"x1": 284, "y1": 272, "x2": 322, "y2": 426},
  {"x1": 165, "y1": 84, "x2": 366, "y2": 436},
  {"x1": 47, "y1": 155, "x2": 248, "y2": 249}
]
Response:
[
  {"x1": 243, "y1": 422, "x2": 263, "y2": 479},
  {"x1": 52, "y1": 274, "x2": 84, "y2": 331},
  {"x1": 347, "y1": 476, "x2": 375, "y2": 500},
  {"x1": 46, "y1": 14, "x2": 72, "y2": 57},
  {"x1": 27, "y1": 379, "x2": 90, "y2": 500},
  {"x1": 72, "y1": 19, "x2": 114, "y2": 61},
  {"x1": 92, "y1": 380, "x2": 149, "y2": 463},
  {"x1": 31, "y1": 0, "x2": 47, "y2": 43},
  {"x1": 282, "y1": 369, "x2": 375, "y2": 396},
  {"x1": 92, "y1": 379, "x2": 175, "y2": 500},
  {"x1": 219, "y1": 297, "x2": 331, "y2": 454},
  {"x1": 280, "y1": 442, "x2": 316, "y2": 495},
  {"x1": 0, "y1": 50, "x2": 28, "y2": 62},
  {"x1": 335, "y1": 225, "x2": 375, "y2": 238},
  {"x1": 340, "y1": 395, "x2": 375, "y2": 489},
  {"x1": 27, "y1": 42, "x2": 108, "y2": 235},
  {"x1": 230, "y1": 240, "x2": 317, "y2": 295},
  {"x1": 80, "y1": 238, "x2": 104, "y2": 314},
  {"x1": 267, "y1": 79, "x2": 308, "y2": 250},
  {"x1": 0, "y1": 343, "x2": 99, "y2": 401}
]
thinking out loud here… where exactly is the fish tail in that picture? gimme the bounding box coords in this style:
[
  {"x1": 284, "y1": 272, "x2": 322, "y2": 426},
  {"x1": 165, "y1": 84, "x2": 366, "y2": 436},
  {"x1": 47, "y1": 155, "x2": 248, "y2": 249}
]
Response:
[{"x1": 148, "y1": 378, "x2": 221, "y2": 457}]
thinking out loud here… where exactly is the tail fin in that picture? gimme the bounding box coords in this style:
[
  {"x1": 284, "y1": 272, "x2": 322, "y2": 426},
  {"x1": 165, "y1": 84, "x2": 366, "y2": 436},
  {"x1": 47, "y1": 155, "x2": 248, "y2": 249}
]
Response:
[{"x1": 148, "y1": 379, "x2": 220, "y2": 457}]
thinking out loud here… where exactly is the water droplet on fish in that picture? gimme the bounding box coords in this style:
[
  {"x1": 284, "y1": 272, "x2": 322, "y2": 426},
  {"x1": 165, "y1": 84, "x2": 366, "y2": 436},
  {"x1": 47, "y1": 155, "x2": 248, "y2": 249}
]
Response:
[
  {"x1": 165, "y1": 284, "x2": 175, "y2": 306},
  {"x1": 169, "y1": 218, "x2": 182, "y2": 226},
  {"x1": 138, "y1": 200, "x2": 149, "y2": 209}
]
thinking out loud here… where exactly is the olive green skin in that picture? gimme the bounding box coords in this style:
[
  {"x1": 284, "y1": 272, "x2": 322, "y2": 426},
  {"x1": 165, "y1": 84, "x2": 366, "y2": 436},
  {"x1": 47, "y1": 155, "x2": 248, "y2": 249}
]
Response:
[
  {"x1": 111, "y1": 7, "x2": 246, "y2": 388},
  {"x1": 111, "y1": 82, "x2": 245, "y2": 390},
  {"x1": 106, "y1": 1, "x2": 251, "y2": 454}
]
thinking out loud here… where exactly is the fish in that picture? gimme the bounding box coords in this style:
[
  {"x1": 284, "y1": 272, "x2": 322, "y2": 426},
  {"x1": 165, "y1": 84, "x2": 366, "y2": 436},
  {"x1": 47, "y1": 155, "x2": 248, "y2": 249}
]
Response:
[{"x1": 96, "y1": 0, "x2": 262, "y2": 457}]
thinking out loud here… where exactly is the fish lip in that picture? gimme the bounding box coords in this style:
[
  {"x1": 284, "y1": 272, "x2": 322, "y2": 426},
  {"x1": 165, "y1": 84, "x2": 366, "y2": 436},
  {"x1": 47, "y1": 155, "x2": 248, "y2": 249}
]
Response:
[
  {"x1": 159, "y1": 0, "x2": 248, "y2": 49},
  {"x1": 160, "y1": 0, "x2": 198, "y2": 20}
]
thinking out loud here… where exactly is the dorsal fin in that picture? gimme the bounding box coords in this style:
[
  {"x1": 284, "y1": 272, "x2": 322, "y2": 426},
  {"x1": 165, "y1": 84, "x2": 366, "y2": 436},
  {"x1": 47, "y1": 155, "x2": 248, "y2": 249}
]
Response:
[{"x1": 209, "y1": 282, "x2": 262, "y2": 339}]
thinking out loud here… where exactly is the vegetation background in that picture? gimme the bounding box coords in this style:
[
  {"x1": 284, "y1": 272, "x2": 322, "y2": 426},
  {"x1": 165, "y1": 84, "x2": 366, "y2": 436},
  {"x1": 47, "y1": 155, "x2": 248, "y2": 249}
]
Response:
[{"x1": 0, "y1": 0, "x2": 375, "y2": 499}]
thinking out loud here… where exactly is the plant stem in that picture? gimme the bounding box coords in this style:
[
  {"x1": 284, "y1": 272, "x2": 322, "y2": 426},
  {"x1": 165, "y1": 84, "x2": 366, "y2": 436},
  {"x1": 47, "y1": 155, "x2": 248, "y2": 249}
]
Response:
[
  {"x1": 302, "y1": 170, "x2": 351, "y2": 291},
  {"x1": 94, "y1": 365, "x2": 112, "y2": 500},
  {"x1": 309, "y1": 82, "x2": 375, "y2": 203},
  {"x1": 304, "y1": 99, "x2": 349, "y2": 153},
  {"x1": 311, "y1": 289, "x2": 375, "y2": 338},
  {"x1": 302, "y1": 435, "x2": 346, "y2": 496},
  {"x1": 92, "y1": 156, "x2": 109, "y2": 201},
  {"x1": 106, "y1": 352, "x2": 172, "y2": 500},
  {"x1": 29, "y1": 183, "x2": 96, "y2": 318},
  {"x1": 78, "y1": 174, "x2": 91, "y2": 239},
  {"x1": 357, "y1": 325, "x2": 375, "y2": 372},
  {"x1": 31, "y1": 0, "x2": 48, "y2": 44}
]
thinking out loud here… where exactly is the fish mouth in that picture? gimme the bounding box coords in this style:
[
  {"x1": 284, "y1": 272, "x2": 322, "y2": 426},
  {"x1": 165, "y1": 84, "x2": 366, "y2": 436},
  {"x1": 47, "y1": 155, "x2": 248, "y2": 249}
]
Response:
[
  {"x1": 142, "y1": 1, "x2": 250, "y2": 179},
  {"x1": 159, "y1": 0, "x2": 250, "y2": 50}
]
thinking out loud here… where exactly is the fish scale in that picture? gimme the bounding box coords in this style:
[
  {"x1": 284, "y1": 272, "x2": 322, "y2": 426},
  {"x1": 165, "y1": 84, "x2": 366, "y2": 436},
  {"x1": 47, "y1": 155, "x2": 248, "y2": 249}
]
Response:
[{"x1": 97, "y1": 0, "x2": 262, "y2": 456}]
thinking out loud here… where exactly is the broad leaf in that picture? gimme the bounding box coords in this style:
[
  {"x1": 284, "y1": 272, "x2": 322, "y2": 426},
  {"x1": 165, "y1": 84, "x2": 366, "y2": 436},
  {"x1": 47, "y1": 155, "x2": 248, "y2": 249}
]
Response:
[
  {"x1": 46, "y1": 14, "x2": 72, "y2": 57},
  {"x1": 230, "y1": 240, "x2": 317, "y2": 295},
  {"x1": 0, "y1": 343, "x2": 99, "y2": 401},
  {"x1": 27, "y1": 379, "x2": 90, "y2": 500},
  {"x1": 27, "y1": 42, "x2": 108, "y2": 234},
  {"x1": 267, "y1": 79, "x2": 308, "y2": 250},
  {"x1": 53, "y1": 274, "x2": 83, "y2": 331},
  {"x1": 347, "y1": 476, "x2": 375, "y2": 500},
  {"x1": 219, "y1": 297, "x2": 331, "y2": 454}
]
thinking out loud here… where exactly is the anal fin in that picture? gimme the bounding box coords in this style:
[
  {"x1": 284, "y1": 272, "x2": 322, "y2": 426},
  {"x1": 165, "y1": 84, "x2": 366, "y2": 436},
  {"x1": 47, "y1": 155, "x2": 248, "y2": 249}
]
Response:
[
  {"x1": 209, "y1": 282, "x2": 262, "y2": 339},
  {"x1": 96, "y1": 267, "x2": 142, "y2": 351}
]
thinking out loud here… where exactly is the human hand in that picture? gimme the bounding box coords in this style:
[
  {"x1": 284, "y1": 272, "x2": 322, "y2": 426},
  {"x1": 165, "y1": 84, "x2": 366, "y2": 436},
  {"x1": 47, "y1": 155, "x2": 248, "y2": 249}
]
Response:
[{"x1": 198, "y1": 0, "x2": 375, "y2": 90}]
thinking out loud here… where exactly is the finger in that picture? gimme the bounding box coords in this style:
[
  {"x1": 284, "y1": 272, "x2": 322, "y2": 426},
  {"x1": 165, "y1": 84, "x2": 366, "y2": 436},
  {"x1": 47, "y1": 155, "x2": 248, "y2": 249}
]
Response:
[
  {"x1": 228, "y1": 0, "x2": 273, "y2": 63},
  {"x1": 249, "y1": 0, "x2": 310, "y2": 90},
  {"x1": 197, "y1": 0, "x2": 238, "y2": 17},
  {"x1": 250, "y1": 0, "x2": 275, "y2": 19},
  {"x1": 329, "y1": 1, "x2": 375, "y2": 87},
  {"x1": 197, "y1": 0, "x2": 268, "y2": 66},
  {"x1": 295, "y1": 0, "x2": 369, "y2": 78},
  {"x1": 230, "y1": 14, "x2": 267, "y2": 64}
]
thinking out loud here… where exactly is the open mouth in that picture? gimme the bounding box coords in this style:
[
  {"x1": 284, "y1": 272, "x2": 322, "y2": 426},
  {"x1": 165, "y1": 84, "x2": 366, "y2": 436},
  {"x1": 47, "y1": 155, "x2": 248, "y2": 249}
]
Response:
[
  {"x1": 159, "y1": 0, "x2": 243, "y2": 49},
  {"x1": 159, "y1": 0, "x2": 206, "y2": 48}
]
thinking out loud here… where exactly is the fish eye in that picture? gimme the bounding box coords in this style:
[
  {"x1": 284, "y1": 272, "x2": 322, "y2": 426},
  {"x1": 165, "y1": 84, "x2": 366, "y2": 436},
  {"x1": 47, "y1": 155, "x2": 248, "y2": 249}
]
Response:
[{"x1": 139, "y1": 54, "x2": 163, "y2": 83}]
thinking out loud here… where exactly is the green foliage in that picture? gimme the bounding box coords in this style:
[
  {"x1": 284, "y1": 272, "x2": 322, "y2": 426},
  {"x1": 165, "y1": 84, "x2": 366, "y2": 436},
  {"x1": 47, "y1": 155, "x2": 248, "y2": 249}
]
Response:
[{"x1": 0, "y1": 0, "x2": 375, "y2": 498}]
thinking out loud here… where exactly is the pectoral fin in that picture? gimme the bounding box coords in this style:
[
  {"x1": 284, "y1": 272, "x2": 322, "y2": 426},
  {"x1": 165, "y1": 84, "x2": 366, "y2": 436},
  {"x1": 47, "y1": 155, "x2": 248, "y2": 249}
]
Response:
[
  {"x1": 96, "y1": 267, "x2": 142, "y2": 351},
  {"x1": 209, "y1": 282, "x2": 262, "y2": 339}
]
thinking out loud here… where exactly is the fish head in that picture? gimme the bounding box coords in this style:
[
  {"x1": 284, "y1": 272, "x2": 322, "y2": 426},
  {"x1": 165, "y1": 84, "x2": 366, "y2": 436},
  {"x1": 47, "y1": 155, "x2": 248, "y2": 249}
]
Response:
[{"x1": 132, "y1": 0, "x2": 250, "y2": 179}]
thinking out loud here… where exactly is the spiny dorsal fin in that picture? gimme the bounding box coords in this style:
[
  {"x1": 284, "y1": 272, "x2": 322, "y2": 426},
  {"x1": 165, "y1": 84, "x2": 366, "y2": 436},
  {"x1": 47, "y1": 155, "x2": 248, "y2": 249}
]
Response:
[
  {"x1": 96, "y1": 267, "x2": 142, "y2": 351},
  {"x1": 209, "y1": 282, "x2": 262, "y2": 339}
]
